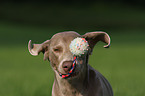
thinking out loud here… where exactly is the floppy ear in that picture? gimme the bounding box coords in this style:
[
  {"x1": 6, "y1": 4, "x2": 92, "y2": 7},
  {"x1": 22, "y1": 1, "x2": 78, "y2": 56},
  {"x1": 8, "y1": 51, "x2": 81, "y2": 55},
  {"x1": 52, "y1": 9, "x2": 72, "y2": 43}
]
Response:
[
  {"x1": 82, "y1": 32, "x2": 111, "y2": 54},
  {"x1": 28, "y1": 40, "x2": 50, "y2": 60}
]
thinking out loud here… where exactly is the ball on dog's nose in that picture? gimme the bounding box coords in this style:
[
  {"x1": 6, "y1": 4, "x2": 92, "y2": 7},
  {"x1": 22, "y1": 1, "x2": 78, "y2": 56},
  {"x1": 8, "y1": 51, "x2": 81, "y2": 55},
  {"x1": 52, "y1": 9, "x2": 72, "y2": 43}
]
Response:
[{"x1": 69, "y1": 37, "x2": 89, "y2": 56}]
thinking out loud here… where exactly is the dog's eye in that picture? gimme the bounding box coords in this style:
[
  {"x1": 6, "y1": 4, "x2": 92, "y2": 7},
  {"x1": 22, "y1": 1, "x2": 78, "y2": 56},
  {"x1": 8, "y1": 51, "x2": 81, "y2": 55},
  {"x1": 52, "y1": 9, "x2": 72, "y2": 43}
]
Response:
[
  {"x1": 53, "y1": 47, "x2": 62, "y2": 53},
  {"x1": 54, "y1": 48, "x2": 59, "y2": 52},
  {"x1": 53, "y1": 46, "x2": 62, "y2": 53}
]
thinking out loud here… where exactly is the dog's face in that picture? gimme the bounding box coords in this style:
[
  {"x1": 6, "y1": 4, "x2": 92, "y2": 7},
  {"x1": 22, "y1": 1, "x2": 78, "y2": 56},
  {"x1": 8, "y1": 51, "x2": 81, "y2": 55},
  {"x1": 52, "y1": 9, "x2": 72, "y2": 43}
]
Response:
[
  {"x1": 48, "y1": 32, "x2": 86, "y2": 78},
  {"x1": 28, "y1": 31, "x2": 110, "y2": 79}
]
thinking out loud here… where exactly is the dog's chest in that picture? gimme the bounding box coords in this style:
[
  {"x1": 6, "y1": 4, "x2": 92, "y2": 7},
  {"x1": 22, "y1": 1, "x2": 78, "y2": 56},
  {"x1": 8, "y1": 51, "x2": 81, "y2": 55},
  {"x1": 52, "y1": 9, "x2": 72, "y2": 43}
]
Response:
[
  {"x1": 52, "y1": 82, "x2": 84, "y2": 96},
  {"x1": 61, "y1": 88, "x2": 83, "y2": 96}
]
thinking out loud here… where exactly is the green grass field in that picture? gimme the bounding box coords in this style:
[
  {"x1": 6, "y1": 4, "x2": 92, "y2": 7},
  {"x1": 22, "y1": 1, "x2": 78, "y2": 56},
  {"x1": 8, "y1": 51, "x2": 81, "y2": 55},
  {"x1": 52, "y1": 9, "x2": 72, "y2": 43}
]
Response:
[{"x1": 0, "y1": 23, "x2": 145, "y2": 96}]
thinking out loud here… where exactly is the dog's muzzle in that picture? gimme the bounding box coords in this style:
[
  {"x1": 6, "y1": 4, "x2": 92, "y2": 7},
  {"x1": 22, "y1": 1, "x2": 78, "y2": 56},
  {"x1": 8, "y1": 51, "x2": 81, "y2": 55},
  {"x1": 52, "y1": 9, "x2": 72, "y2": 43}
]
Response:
[{"x1": 59, "y1": 57, "x2": 76, "y2": 78}]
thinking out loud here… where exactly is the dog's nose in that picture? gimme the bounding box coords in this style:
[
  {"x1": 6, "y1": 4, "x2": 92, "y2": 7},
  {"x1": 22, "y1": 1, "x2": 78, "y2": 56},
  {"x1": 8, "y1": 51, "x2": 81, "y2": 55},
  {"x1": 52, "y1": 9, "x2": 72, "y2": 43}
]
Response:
[{"x1": 62, "y1": 61, "x2": 73, "y2": 73}]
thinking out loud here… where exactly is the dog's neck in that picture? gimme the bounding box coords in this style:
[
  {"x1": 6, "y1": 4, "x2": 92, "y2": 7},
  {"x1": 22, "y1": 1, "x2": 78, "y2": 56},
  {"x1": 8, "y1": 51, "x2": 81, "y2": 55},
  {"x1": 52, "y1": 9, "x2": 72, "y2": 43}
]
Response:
[{"x1": 54, "y1": 67, "x2": 88, "y2": 96}]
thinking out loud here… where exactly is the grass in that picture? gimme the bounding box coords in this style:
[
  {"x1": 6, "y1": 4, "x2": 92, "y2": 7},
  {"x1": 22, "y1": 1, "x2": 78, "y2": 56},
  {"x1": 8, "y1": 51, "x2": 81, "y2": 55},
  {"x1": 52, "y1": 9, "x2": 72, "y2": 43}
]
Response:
[
  {"x1": 0, "y1": 47, "x2": 54, "y2": 96},
  {"x1": 91, "y1": 45, "x2": 145, "y2": 96},
  {"x1": 0, "y1": 45, "x2": 145, "y2": 96},
  {"x1": 0, "y1": 23, "x2": 145, "y2": 96}
]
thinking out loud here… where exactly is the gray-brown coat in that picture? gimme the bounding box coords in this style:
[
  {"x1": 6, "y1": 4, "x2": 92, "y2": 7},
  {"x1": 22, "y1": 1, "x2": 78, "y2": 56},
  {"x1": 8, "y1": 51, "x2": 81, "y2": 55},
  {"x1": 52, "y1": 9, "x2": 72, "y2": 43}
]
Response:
[{"x1": 28, "y1": 31, "x2": 113, "y2": 96}]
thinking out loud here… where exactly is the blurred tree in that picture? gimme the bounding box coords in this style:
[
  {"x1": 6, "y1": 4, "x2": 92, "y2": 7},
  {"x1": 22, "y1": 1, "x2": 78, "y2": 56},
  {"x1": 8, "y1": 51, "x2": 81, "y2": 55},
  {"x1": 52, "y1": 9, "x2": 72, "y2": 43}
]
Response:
[{"x1": 0, "y1": 0, "x2": 145, "y2": 30}]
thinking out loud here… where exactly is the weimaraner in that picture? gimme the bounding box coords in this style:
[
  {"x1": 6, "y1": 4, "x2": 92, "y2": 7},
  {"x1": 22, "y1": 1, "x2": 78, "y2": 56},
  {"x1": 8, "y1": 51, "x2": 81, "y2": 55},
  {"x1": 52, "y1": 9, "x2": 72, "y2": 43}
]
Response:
[{"x1": 28, "y1": 31, "x2": 113, "y2": 96}]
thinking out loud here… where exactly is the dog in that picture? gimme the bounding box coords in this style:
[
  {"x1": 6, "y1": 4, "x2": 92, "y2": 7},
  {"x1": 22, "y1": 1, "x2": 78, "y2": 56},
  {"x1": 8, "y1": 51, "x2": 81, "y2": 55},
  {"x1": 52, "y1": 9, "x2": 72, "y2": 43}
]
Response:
[{"x1": 28, "y1": 31, "x2": 113, "y2": 96}]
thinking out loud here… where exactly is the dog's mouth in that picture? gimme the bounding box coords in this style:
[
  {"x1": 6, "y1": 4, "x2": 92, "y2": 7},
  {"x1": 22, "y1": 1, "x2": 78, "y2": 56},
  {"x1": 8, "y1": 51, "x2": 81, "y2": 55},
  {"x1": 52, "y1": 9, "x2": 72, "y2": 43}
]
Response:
[
  {"x1": 59, "y1": 62, "x2": 76, "y2": 78},
  {"x1": 59, "y1": 57, "x2": 80, "y2": 78},
  {"x1": 59, "y1": 69, "x2": 80, "y2": 78}
]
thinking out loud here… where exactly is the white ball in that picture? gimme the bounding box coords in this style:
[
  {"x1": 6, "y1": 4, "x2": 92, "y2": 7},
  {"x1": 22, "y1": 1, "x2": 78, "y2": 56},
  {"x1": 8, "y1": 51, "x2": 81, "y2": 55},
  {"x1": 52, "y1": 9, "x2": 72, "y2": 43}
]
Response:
[{"x1": 69, "y1": 37, "x2": 89, "y2": 56}]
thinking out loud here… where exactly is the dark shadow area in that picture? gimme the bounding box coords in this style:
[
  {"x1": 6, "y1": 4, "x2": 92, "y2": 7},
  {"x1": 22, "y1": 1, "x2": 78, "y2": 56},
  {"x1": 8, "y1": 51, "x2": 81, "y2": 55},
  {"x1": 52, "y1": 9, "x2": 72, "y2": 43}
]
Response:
[{"x1": 0, "y1": 1, "x2": 145, "y2": 46}]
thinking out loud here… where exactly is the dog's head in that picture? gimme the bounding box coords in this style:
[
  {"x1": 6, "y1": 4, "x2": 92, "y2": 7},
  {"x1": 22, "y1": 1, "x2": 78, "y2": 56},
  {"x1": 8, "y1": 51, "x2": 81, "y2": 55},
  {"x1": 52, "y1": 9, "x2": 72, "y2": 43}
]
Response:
[{"x1": 28, "y1": 31, "x2": 110, "y2": 79}]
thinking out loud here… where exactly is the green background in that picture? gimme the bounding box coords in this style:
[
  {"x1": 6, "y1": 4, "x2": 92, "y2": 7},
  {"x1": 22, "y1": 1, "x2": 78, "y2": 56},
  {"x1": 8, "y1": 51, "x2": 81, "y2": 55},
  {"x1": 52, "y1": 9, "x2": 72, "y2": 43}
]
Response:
[{"x1": 0, "y1": 1, "x2": 145, "y2": 96}]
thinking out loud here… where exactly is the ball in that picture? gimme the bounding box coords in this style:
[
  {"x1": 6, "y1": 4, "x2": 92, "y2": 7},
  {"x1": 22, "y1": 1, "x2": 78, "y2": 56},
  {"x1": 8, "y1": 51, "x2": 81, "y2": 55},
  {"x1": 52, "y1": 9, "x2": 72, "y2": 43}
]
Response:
[{"x1": 69, "y1": 37, "x2": 89, "y2": 56}]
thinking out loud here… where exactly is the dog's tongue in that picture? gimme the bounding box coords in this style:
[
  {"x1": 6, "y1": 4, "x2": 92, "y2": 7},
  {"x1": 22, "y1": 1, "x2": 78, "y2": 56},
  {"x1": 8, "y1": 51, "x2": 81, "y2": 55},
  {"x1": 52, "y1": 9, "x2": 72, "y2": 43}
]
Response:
[{"x1": 59, "y1": 57, "x2": 76, "y2": 78}]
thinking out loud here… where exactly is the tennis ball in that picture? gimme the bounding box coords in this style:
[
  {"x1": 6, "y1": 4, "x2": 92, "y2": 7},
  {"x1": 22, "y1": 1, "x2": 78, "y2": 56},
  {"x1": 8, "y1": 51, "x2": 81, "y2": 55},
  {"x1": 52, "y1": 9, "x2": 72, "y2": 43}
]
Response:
[{"x1": 69, "y1": 37, "x2": 89, "y2": 56}]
